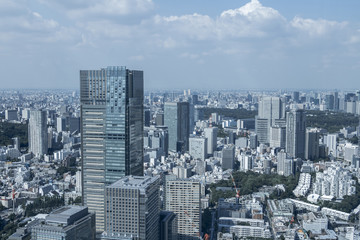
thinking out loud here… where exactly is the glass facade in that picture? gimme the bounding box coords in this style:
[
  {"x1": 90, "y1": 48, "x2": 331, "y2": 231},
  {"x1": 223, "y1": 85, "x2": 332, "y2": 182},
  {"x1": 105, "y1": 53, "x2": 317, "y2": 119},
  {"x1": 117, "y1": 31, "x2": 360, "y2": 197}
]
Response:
[{"x1": 80, "y1": 66, "x2": 144, "y2": 232}]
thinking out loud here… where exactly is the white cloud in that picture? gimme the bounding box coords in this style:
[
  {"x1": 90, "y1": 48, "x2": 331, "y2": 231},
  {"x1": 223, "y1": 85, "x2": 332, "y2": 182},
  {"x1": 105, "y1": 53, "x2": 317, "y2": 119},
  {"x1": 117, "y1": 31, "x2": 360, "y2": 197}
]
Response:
[{"x1": 290, "y1": 16, "x2": 347, "y2": 37}]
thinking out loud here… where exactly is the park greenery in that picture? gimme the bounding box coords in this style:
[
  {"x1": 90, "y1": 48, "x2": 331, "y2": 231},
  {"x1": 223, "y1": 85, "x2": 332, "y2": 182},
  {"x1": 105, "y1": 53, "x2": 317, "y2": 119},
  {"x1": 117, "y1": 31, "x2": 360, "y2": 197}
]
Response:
[
  {"x1": 209, "y1": 171, "x2": 299, "y2": 204},
  {"x1": 203, "y1": 108, "x2": 257, "y2": 120},
  {"x1": 305, "y1": 110, "x2": 359, "y2": 133},
  {"x1": 202, "y1": 108, "x2": 359, "y2": 134},
  {"x1": 0, "y1": 122, "x2": 28, "y2": 148}
]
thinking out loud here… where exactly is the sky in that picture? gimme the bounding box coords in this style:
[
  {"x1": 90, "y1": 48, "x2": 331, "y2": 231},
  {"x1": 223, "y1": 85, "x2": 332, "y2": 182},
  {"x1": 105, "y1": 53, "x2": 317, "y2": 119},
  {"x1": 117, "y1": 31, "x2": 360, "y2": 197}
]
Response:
[{"x1": 1, "y1": 0, "x2": 360, "y2": 90}]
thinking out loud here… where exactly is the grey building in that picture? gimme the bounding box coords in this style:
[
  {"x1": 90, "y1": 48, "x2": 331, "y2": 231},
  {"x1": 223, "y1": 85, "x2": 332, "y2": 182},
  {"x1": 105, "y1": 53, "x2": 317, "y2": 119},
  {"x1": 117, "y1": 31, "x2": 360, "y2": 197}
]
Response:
[
  {"x1": 80, "y1": 66, "x2": 144, "y2": 232},
  {"x1": 29, "y1": 110, "x2": 48, "y2": 156},
  {"x1": 286, "y1": 110, "x2": 306, "y2": 159},
  {"x1": 69, "y1": 117, "x2": 80, "y2": 133},
  {"x1": 164, "y1": 102, "x2": 190, "y2": 153},
  {"x1": 189, "y1": 137, "x2": 207, "y2": 160},
  {"x1": 270, "y1": 126, "x2": 286, "y2": 149},
  {"x1": 5, "y1": 109, "x2": 18, "y2": 121},
  {"x1": 204, "y1": 127, "x2": 218, "y2": 156},
  {"x1": 56, "y1": 117, "x2": 66, "y2": 132},
  {"x1": 104, "y1": 176, "x2": 160, "y2": 240},
  {"x1": 31, "y1": 206, "x2": 96, "y2": 240},
  {"x1": 256, "y1": 97, "x2": 285, "y2": 145},
  {"x1": 160, "y1": 211, "x2": 178, "y2": 240},
  {"x1": 221, "y1": 144, "x2": 235, "y2": 170},
  {"x1": 305, "y1": 128, "x2": 320, "y2": 160}
]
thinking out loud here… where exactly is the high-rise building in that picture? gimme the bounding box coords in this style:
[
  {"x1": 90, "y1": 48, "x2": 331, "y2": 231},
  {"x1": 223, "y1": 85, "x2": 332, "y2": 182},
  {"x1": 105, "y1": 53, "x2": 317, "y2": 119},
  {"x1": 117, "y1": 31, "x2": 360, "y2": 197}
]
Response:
[
  {"x1": 204, "y1": 127, "x2": 218, "y2": 156},
  {"x1": 293, "y1": 91, "x2": 300, "y2": 103},
  {"x1": 104, "y1": 176, "x2": 160, "y2": 240},
  {"x1": 269, "y1": 126, "x2": 286, "y2": 149},
  {"x1": 159, "y1": 211, "x2": 178, "y2": 240},
  {"x1": 56, "y1": 117, "x2": 66, "y2": 132},
  {"x1": 29, "y1": 110, "x2": 48, "y2": 156},
  {"x1": 286, "y1": 110, "x2": 306, "y2": 159},
  {"x1": 249, "y1": 134, "x2": 258, "y2": 149},
  {"x1": 221, "y1": 144, "x2": 235, "y2": 170},
  {"x1": 164, "y1": 102, "x2": 190, "y2": 153},
  {"x1": 256, "y1": 97, "x2": 285, "y2": 144},
  {"x1": 305, "y1": 128, "x2": 320, "y2": 160},
  {"x1": 80, "y1": 66, "x2": 144, "y2": 232},
  {"x1": 189, "y1": 137, "x2": 207, "y2": 160},
  {"x1": 277, "y1": 150, "x2": 294, "y2": 176},
  {"x1": 165, "y1": 179, "x2": 201, "y2": 240}
]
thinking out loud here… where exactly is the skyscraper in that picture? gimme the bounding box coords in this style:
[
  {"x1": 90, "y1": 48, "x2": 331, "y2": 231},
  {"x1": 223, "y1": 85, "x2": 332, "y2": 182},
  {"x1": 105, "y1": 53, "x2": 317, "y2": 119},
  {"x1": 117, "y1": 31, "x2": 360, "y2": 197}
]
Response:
[
  {"x1": 286, "y1": 110, "x2": 306, "y2": 159},
  {"x1": 104, "y1": 176, "x2": 160, "y2": 240},
  {"x1": 164, "y1": 102, "x2": 190, "y2": 153},
  {"x1": 29, "y1": 110, "x2": 48, "y2": 156},
  {"x1": 305, "y1": 128, "x2": 320, "y2": 160},
  {"x1": 204, "y1": 127, "x2": 218, "y2": 156},
  {"x1": 165, "y1": 179, "x2": 201, "y2": 240},
  {"x1": 256, "y1": 97, "x2": 285, "y2": 144},
  {"x1": 80, "y1": 66, "x2": 144, "y2": 232}
]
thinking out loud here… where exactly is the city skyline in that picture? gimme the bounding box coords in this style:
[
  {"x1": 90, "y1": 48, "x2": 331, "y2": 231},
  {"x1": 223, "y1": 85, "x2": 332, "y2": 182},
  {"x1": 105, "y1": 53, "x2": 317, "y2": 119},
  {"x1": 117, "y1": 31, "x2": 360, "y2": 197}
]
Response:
[{"x1": 1, "y1": 0, "x2": 360, "y2": 90}]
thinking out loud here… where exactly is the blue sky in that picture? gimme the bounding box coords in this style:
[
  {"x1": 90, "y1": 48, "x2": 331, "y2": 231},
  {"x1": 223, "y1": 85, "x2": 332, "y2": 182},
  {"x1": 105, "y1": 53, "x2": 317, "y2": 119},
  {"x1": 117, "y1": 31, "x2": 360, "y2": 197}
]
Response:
[{"x1": 0, "y1": 0, "x2": 360, "y2": 90}]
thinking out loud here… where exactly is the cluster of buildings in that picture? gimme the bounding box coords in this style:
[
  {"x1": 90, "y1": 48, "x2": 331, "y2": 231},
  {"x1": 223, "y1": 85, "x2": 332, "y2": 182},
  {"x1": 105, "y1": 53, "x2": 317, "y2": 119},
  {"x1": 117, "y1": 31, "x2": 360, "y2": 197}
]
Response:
[{"x1": 1, "y1": 70, "x2": 360, "y2": 239}]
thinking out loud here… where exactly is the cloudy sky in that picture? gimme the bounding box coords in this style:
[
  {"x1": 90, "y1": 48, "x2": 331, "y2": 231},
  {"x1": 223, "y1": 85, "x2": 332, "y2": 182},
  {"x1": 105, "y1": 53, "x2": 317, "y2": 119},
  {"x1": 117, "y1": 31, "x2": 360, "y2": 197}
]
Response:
[{"x1": 1, "y1": 0, "x2": 360, "y2": 90}]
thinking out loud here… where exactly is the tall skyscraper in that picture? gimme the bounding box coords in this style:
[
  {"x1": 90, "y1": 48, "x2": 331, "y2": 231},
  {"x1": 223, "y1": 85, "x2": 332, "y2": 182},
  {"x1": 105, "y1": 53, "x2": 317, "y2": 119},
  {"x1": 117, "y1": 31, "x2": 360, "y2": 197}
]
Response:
[
  {"x1": 204, "y1": 127, "x2": 218, "y2": 156},
  {"x1": 80, "y1": 66, "x2": 144, "y2": 232},
  {"x1": 165, "y1": 179, "x2": 201, "y2": 240},
  {"x1": 305, "y1": 128, "x2": 320, "y2": 160},
  {"x1": 164, "y1": 102, "x2": 190, "y2": 153},
  {"x1": 286, "y1": 110, "x2": 306, "y2": 159},
  {"x1": 29, "y1": 110, "x2": 48, "y2": 156},
  {"x1": 256, "y1": 97, "x2": 285, "y2": 144},
  {"x1": 104, "y1": 176, "x2": 160, "y2": 240}
]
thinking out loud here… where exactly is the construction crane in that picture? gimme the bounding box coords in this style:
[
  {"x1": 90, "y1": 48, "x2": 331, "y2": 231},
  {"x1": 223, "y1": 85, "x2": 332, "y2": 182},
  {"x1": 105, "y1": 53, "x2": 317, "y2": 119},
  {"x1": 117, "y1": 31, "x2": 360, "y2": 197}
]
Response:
[
  {"x1": 229, "y1": 173, "x2": 240, "y2": 204},
  {"x1": 184, "y1": 211, "x2": 202, "y2": 240},
  {"x1": 288, "y1": 216, "x2": 295, "y2": 229}
]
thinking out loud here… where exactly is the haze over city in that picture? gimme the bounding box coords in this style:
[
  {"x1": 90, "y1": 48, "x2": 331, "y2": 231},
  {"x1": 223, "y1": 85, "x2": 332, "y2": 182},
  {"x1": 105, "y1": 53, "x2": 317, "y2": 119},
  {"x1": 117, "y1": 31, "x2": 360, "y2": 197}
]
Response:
[{"x1": 1, "y1": 0, "x2": 360, "y2": 90}]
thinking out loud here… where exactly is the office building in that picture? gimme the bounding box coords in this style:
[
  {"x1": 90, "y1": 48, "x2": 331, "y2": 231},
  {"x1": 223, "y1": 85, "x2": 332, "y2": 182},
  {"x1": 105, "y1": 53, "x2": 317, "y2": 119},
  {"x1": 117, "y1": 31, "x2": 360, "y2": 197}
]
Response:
[
  {"x1": 69, "y1": 117, "x2": 80, "y2": 133},
  {"x1": 155, "y1": 113, "x2": 164, "y2": 126},
  {"x1": 204, "y1": 127, "x2": 218, "y2": 156},
  {"x1": 164, "y1": 102, "x2": 190, "y2": 153},
  {"x1": 293, "y1": 91, "x2": 300, "y2": 103},
  {"x1": 286, "y1": 110, "x2": 306, "y2": 159},
  {"x1": 221, "y1": 144, "x2": 235, "y2": 170},
  {"x1": 31, "y1": 206, "x2": 96, "y2": 240},
  {"x1": 29, "y1": 110, "x2": 48, "y2": 156},
  {"x1": 144, "y1": 109, "x2": 151, "y2": 127},
  {"x1": 5, "y1": 109, "x2": 18, "y2": 121},
  {"x1": 57, "y1": 117, "x2": 66, "y2": 132},
  {"x1": 256, "y1": 97, "x2": 285, "y2": 144},
  {"x1": 189, "y1": 137, "x2": 207, "y2": 160},
  {"x1": 80, "y1": 66, "x2": 144, "y2": 232},
  {"x1": 305, "y1": 128, "x2": 320, "y2": 160},
  {"x1": 165, "y1": 179, "x2": 201, "y2": 240},
  {"x1": 277, "y1": 150, "x2": 294, "y2": 176},
  {"x1": 160, "y1": 211, "x2": 178, "y2": 240},
  {"x1": 104, "y1": 176, "x2": 160, "y2": 240},
  {"x1": 324, "y1": 134, "x2": 337, "y2": 155},
  {"x1": 269, "y1": 126, "x2": 286, "y2": 149},
  {"x1": 249, "y1": 134, "x2": 258, "y2": 149}
]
